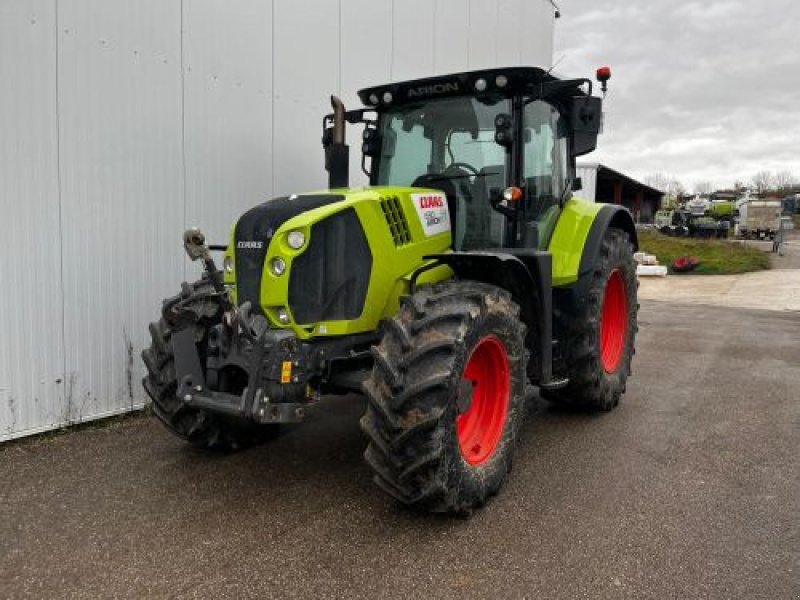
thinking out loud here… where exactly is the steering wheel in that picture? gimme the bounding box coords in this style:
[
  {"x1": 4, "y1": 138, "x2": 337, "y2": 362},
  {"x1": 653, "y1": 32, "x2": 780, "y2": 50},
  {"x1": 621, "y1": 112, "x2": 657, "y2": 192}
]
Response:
[{"x1": 444, "y1": 162, "x2": 480, "y2": 177}]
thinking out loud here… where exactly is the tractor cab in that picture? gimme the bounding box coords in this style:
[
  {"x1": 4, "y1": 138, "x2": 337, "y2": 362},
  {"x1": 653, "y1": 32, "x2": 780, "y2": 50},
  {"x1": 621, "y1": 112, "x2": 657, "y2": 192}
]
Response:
[{"x1": 325, "y1": 67, "x2": 605, "y2": 251}]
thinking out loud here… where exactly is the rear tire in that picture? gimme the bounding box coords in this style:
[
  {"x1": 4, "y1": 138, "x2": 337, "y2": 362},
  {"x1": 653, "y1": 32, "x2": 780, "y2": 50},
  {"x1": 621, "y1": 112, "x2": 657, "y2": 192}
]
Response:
[
  {"x1": 141, "y1": 279, "x2": 278, "y2": 451},
  {"x1": 544, "y1": 228, "x2": 638, "y2": 411},
  {"x1": 360, "y1": 280, "x2": 528, "y2": 514}
]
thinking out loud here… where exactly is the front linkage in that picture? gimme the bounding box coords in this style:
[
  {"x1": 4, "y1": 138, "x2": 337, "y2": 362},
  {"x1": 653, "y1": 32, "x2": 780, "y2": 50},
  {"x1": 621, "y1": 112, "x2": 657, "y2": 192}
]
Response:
[
  {"x1": 169, "y1": 297, "x2": 310, "y2": 425},
  {"x1": 165, "y1": 229, "x2": 373, "y2": 430}
]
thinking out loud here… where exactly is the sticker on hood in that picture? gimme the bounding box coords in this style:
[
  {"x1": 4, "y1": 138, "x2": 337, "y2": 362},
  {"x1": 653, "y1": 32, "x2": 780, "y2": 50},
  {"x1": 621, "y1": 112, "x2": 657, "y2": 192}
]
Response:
[{"x1": 411, "y1": 192, "x2": 450, "y2": 237}]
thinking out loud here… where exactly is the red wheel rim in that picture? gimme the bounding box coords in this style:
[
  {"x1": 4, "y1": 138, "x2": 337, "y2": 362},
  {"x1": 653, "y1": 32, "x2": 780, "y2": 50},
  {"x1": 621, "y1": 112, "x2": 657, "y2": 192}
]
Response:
[
  {"x1": 456, "y1": 336, "x2": 510, "y2": 465},
  {"x1": 600, "y1": 269, "x2": 628, "y2": 373}
]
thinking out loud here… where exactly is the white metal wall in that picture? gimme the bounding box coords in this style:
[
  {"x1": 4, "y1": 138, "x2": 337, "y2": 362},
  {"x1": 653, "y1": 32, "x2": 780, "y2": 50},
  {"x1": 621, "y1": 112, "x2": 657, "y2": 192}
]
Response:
[{"x1": 0, "y1": 0, "x2": 554, "y2": 441}]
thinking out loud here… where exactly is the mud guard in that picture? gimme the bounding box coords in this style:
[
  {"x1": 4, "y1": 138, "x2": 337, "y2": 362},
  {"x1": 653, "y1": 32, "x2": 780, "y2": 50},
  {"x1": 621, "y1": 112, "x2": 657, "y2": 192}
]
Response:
[
  {"x1": 550, "y1": 205, "x2": 639, "y2": 372},
  {"x1": 575, "y1": 205, "x2": 638, "y2": 295},
  {"x1": 423, "y1": 250, "x2": 553, "y2": 385}
]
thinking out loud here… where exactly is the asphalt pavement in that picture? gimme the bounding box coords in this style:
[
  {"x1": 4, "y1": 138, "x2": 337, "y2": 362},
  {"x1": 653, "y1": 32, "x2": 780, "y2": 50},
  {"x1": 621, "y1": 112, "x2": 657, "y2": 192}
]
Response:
[{"x1": 1, "y1": 300, "x2": 798, "y2": 599}]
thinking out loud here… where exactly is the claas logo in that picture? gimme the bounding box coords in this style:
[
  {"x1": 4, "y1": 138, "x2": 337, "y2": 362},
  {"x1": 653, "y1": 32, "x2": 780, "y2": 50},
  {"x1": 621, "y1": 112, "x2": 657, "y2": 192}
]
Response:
[{"x1": 418, "y1": 195, "x2": 444, "y2": 209}]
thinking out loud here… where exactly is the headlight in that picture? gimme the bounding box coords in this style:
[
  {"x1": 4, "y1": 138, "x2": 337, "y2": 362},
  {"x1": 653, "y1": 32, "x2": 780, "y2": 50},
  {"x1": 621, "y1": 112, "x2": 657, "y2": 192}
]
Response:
[
  {"x1": 277, "y1": 308, "x2": 290, "y2": 324},
  {"x1": 223, "y1": 256, "x2": 234, "y2": 273},
  {"x1": 271, "y1": 256, "x2": 286, "y2": 276},
  {"x1": 287, "y1": 230, "x2": 306, "y2": 250}
]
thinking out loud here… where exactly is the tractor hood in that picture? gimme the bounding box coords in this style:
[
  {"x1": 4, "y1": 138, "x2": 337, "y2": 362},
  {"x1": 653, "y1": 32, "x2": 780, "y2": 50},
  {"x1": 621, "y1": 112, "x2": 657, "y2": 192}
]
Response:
[
  {"x1": 233, "y1": 194, "x2": 345, "y2": 313},
  {"x1": 224, "y1": 187, "x2": 453, "y2": 339}
]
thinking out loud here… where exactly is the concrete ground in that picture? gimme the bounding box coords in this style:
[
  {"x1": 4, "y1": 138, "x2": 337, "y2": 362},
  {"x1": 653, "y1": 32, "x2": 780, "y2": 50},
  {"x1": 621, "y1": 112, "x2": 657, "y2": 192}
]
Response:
[
  {"x1": 639, "y1": 229, "x2": 800, "y2": 311},
  {"x1": 1, "y1": 300, "x2": 799, "y2": 599}
]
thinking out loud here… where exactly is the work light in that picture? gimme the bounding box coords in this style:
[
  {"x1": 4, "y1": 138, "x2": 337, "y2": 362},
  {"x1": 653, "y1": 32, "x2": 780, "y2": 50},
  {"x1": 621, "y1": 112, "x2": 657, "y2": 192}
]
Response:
[
  {"x1": 287, "y1": 231, "x2": 306, "y2": 250},
  {"x1": 271, "y1": 256, "x2": 286, "y2": 276}
]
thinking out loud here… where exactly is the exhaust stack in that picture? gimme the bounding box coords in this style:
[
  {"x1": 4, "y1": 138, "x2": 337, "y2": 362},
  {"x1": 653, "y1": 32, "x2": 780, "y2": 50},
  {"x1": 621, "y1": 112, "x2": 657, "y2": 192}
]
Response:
[{"x1": 325, "y1": 95, "x2": 349, "y2": 189}]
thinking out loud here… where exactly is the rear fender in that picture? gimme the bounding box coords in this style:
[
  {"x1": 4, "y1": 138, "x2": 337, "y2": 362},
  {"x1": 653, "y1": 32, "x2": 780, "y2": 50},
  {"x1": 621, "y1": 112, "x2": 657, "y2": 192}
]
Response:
[
  {"x1": 549, "y1": 199, "x2": 638, "y2": 287},
  {"x1": 550, "y1": 204, "x2": 638, "y2": 365},
  {"x1": 575, "y1": 204, "x2": 638, "y2": 295}
]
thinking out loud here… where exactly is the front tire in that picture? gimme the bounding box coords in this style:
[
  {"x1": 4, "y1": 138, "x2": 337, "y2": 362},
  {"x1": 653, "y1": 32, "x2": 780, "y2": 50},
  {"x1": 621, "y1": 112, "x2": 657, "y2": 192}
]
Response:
[
  {"x1": 360, "y1": 281, "x2": 528, "y2": 514},
  {"x1": 141, "y1": 279, "x2": 278, "y2": 451},
  {"x1": 544, "y1": 228, "x2": 638, "y2": 411}
]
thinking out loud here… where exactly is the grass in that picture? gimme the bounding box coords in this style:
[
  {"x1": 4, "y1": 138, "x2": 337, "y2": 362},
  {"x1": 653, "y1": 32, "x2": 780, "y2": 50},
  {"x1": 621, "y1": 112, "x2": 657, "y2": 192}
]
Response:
[{"x1": 637, "y1": 230, "x2": 770, "y2": 275}]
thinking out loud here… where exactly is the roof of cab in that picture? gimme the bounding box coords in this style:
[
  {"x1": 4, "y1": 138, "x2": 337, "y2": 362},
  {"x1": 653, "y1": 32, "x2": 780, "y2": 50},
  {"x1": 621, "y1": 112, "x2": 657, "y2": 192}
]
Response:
[{"x1": 357, "y1": 66, "x2": 560, "y2": 108}]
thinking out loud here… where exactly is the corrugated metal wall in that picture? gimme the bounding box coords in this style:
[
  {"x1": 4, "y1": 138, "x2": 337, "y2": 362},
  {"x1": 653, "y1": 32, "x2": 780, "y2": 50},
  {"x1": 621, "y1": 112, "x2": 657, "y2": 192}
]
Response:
[{"x1": 0, "y1": 0, "x2": 554, "y2": 441}]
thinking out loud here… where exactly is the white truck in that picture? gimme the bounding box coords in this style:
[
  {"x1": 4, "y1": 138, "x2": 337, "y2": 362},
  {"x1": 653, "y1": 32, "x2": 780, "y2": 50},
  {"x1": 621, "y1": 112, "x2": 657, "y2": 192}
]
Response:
[
  {"x1": 738, "y1": 200, "x2": 782, "y2": 240},
  {"x1": 685, "y1": 195, "x2": 710, "y2": 217}
]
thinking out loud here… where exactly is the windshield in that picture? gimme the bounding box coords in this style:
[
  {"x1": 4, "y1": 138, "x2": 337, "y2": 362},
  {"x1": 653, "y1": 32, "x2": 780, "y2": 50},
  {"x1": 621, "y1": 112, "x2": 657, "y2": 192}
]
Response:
[{"x1": 375, "y1": 96, "x2": 511, "y2": 250}]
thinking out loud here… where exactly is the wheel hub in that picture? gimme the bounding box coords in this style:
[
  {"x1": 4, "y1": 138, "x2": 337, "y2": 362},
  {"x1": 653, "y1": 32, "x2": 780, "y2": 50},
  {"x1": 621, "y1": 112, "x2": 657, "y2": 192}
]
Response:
[
  {"x1": 600, "y1": 269, "x2": 628, "y2": 373},
  {"x1": 456, "y1": 336, "x2": 510, "y2": 465}
]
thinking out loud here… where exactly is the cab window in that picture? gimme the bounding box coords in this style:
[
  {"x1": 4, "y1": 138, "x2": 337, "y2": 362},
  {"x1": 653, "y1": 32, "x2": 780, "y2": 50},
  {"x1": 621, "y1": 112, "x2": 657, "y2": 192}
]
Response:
[
  {"x1": 522, "y1": 100, "x2": 569, "y2": 248},
  {"x1": 375, "y1": 96, "x2": 511, "y2": 250}
]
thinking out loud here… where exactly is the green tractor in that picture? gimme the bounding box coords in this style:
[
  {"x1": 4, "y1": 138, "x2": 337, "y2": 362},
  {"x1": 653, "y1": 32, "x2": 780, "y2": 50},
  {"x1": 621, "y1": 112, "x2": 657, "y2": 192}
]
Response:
[{"x1": 142, "y1": 66, "x2": 638, "y2": 514}]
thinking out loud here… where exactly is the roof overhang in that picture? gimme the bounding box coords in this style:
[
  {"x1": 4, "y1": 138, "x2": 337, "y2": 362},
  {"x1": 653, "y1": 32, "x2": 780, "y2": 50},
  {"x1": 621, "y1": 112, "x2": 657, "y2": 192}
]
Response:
[{"x1": 578, "y1": 162, "x2": 664, "y2": 197}]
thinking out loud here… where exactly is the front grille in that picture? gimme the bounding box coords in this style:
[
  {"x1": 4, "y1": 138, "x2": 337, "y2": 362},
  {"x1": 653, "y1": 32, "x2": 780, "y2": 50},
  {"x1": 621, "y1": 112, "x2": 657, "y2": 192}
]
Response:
[
  {"x1": 380, "y1": 195, "x2": 411, "y2": 246},
  {"x1": 288, "y1": 208, "x2": 372, "y2": 324},
  {"x1": 233, "y1": 194, "x2": 344, "y2": 312},
  {"x1": 234, "y1": 219, "x2": 272, "y2": 312}
]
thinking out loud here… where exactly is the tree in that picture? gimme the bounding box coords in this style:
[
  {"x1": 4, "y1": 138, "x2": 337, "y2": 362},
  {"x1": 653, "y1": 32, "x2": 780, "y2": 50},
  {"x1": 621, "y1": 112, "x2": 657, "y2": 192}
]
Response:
[
  {"x1": 751, "y1": 171, "x2": 774, "y2": 195},
  {"x1": 694, "y1": 181, "x2": 713, "y2": 196},
  {"x1": 773, "y1": 170, "x2": 797, "y2": 193},
  {"x1": 670, "y1": 179, "x2": 687, "y2": 199},
  {"x1": 644, "y1": 173, "x2": 670, "y2": 193},
  {"x1": 644, "y1": 173, "x2": 685, "y2": 198}
]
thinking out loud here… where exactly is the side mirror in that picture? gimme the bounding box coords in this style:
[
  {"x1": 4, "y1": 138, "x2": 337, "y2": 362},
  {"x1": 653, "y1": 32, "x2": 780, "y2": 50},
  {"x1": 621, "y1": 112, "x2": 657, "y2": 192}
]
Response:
[
  {"x1": 571, "y1": 96, "x2": 602, "y2": 156},
  {"x1": 573, "y1": 177, "x2": 583, "y2": 192}
]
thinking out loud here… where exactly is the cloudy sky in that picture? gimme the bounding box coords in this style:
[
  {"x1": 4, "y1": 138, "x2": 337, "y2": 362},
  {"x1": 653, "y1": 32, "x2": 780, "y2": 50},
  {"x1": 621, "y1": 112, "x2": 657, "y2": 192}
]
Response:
[{"x1": 554, "y1": 0, "x2": 800, "y2": 191}]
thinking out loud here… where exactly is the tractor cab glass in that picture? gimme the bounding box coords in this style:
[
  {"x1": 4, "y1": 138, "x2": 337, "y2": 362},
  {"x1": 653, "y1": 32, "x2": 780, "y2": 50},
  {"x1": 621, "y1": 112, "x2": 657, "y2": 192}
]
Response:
[
  {"x1": 374, "y1": 96, "x2": 511, "y2": 250},
  {"x1": 373, "y1": 93, "x2": 570, "y2": 251},
  {"x1": 521, "y1": 100, "x2": 570, "y2": 248}
]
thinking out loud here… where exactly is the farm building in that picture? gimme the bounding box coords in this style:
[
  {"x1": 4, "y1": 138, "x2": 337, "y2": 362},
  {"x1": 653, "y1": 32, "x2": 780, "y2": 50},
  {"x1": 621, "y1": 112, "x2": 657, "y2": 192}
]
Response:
[
  {"x1": 576, "y1": 163, "x2": 664, "y2": 223},
  {"x1": 1, "y1": 0, "x2": 557, "y2": 441}
]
